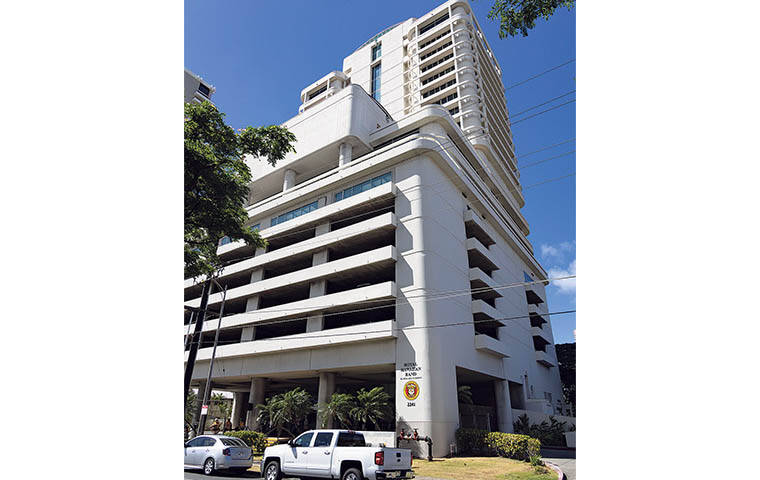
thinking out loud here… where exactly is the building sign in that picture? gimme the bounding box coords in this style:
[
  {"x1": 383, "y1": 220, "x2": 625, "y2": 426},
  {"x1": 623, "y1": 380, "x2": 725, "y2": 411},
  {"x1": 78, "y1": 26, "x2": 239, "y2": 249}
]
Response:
[
  {"x1": 403, "y1": 381, "x2": 420, "y2": 400},
  {"x1": 201, "y1": 405, "x2": 209, "y2": 415},
  {"x1": 399, "y1": 362, "x2": 423, "y2": 407}
]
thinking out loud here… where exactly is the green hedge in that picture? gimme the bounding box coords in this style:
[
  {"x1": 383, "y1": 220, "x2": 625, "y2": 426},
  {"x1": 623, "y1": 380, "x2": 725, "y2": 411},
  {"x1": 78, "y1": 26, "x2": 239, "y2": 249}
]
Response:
[
  {"x1": 455, "y1": 428, "x2": 489, "y2": 454},
  {"x1": 225, "y1": 431, "x2": 268, "y2": 453},
  {"x1": 484, "y1": 432, "x2": 541, "y2": 461},
  {"x1": 455, "y1": 428, "x2": 541, "y2": 461}
]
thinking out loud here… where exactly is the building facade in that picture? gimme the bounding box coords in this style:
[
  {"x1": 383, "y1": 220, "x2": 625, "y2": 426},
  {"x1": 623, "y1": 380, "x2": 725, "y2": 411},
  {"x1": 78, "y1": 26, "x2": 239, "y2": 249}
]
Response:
[
  {"x1": 184, "y1": 68, "x2": 215, "y2": 104},
  {"x1": 185, "y1": 0, "x2": 564, "y2": 456}
]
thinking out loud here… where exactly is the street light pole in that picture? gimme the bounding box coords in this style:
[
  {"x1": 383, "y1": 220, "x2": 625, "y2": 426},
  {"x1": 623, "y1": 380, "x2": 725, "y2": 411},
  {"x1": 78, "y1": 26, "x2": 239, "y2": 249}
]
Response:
[{"x1": 198, "y1": 282, "x2": 228, "y2": 435}]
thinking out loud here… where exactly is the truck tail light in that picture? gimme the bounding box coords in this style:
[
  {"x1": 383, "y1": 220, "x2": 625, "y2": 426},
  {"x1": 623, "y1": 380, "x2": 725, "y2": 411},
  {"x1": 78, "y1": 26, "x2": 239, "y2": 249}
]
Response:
[
  {"x1": 222, "y1": 448, "x2": 231, "y2": 456},
  {"x1": 375, "y1": 451, "x2": 384, "y2": 465}
]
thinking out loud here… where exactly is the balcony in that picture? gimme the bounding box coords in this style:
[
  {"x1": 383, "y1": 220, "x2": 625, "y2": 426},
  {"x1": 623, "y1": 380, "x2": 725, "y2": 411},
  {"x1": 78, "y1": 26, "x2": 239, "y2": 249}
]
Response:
[
  {"x1": 528, "y1": 306, "x2": 547, "y2": 328},
  {"x1": 474, "y1": 334, "x2": 509, "y2": 358},
  {"x1": 469, "y1": 267, "x2": 502, "y2": 300},
  {"x1": 185, "y1": 212, "x2": 397, "y2": 290},
  {"x1": 535, "y1": 350, "x2": 555, "y2": 367},
  {"x1": 466, "y1": 237, "x2": 498, "y2": 274},
  {"x1": 186, "y1": 245, "x2": 397, "y2": 309},
  {"x1": 464, "y1": 210, "x2": 495, "y2": 246},
  {"x1": 189, "y1": 281, "x2": 397, "y2": 334},
  {"x1": 472, "y1": 299, "x2": 505, "y2": 329},
  {"x1": 525, "y1": 284, "x2": 545, "y2": 305},
  {"x1": 186, "y1": 319, "x2": 397, "y2": 362},
  {"x1": 531, "y1": 326, "x2": 552, "y2": 345},
  {"x1": 219, "y1": 182, "x2": 397, "y2": 258}
]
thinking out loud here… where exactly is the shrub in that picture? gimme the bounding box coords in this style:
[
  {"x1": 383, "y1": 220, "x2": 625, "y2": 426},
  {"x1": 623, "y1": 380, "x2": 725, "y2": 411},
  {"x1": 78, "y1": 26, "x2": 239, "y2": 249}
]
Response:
[
  {"x1": 484, "y1": 432, "x2": 541, "y2": 461},
  {"x1": 513, "y1": 414, "x2": 567, "y2": 447},
  {"x1": 529, "y1": 454, "x2": 544, "y2": 467},
  {"x1": 226, "y1": 430, "x2": 267, "y2": 453},
  {"x1": 455, "y1": 428, "x2": 489, "y2": 454}
]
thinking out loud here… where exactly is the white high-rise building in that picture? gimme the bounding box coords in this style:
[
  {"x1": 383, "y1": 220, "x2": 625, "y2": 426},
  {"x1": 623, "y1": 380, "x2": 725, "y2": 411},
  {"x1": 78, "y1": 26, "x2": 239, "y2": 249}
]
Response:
[{"x1": 185, "y1": 0, "x2": 566, "y2": 456}]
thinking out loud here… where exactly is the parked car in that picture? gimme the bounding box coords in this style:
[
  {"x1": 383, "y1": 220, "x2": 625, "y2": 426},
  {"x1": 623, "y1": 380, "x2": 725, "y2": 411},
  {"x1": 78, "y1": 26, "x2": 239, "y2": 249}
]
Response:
[
  {"x1": 263, "y1": 429, "x2": 414, "y2": 480},
  {"x1": 184, "y1": 434, "x2": 253, "y2": 475}
]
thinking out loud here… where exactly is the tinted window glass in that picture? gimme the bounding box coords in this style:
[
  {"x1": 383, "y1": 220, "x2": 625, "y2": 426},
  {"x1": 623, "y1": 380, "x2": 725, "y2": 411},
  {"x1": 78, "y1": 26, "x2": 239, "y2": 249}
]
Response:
[
  {"x1": 220, "y1": 438, "x2": 247, "y2": 447},
  {"x1": 314, "y1": 432, "x2": 334, "y2": 447},
  {"x1": 203, "y1": 437, "x2": 218, "y2": 447},
  {"x1": 337, "y1": 433, "x2": 366, "y2": 447},
  {"x1": 293, "y1": 432, "x2": 314, "y2": 448},
  {"x1": 187, "y1": 437, "x2": 203, "y2": 447}
]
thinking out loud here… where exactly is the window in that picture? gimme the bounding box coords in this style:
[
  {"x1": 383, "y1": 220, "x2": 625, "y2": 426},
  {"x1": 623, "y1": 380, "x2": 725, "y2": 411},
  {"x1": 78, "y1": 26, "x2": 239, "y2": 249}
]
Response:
[
  {"x1": 220, "y1": 236, "x2": 232, "y2": 246},
  {"x1": 448, "y1": 106, "x2": 460, "y2": 116},
  {"x1": 420, "y1": 53, "x2": 453, "y2": 73},
  {"x1": 371, "y1": 64, "x2": 382, "y2": 101},
  {"x1": 422, "y1": 79, "x2": 456, "y2": 99},
  {"x1": 421, "y1": 65, "x2": 455, "y2": 86},
  {"x1": 203, "y1": 437, "x2": 217, "y2": 447},
  {"x1": 308, "y1": 85, "x2": 327, "y2": 101},
  {"x1": 186, "y1": 437, "x2": 204, "y2": 447},
  {"x1": 249, "y1": 223, "x2": 260, "y2": 232},
  {"x1": 419, "y1": 41, "x2": 452, "y2": 61},
  {"x1": 314, "y1": 432, "x2": 334, "y2": 447},
  {"x1": 220, "y1": 438, "x2": 248, "y2": 447},
  {"x1": 431, "y1": 92, "x2": 458, "y2": 105},
  {"x1": 523, "y1": 272, "x2": 533, "y2": 283},
  {"x1": 270, "y1": 201, "x2": 319, "y2": 227},
  {"x1": 336, "y1": 432, "x2": 366, "y2": 447},
  {"x1": 197, "y1": 83, "x2": 211, "y2": 97},
  {"x1": 419, "y1": 30, "x2": 450, "y2": 50},
  {"x1": 371, "y1": 43, "x2": 382, "y2": 61},
  {"x1": 419, "y1": 12, "x2": 449, "y2": 35},
  {"x1": 334, "y1": 172, "x2": 392, "y2": 201},
  {"x1": 293, "y1": 432, "x2": 314, "y2": 448}
]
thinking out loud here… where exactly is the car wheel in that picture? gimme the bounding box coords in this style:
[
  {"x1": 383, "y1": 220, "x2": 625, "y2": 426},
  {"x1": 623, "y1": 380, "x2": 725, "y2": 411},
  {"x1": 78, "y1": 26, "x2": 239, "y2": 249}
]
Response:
[
  {"x1": 342, "y1": 467, "x2": 363, "y2": 480},
  {"x1": 203, "y1": 457, "x2": 215, "y2": 476},
  {"x1": 264, "y1": 460, "x2": 281, "y2": 480}
]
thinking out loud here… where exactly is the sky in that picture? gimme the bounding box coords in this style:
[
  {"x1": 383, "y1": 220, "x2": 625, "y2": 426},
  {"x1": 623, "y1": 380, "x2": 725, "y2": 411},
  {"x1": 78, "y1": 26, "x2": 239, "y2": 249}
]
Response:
[{"x1": 185, "y1": 0, "x2": 576, "y2": 344}]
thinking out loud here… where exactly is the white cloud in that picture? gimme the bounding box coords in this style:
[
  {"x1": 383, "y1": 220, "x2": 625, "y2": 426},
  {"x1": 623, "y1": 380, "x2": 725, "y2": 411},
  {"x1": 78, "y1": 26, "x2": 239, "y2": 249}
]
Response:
[
  {"x1": 540, "y1": 241, "x2": 574, "y2": 260},
  {"x1": 547, "y1": 259, "x2": 576, "y2": 294}
]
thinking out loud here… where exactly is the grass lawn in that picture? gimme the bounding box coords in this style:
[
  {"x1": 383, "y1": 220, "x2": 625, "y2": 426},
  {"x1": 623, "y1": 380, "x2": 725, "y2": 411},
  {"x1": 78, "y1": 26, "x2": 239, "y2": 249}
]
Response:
[{"x1": 412, "y1": 457, "x2": 556, "y2": 480}]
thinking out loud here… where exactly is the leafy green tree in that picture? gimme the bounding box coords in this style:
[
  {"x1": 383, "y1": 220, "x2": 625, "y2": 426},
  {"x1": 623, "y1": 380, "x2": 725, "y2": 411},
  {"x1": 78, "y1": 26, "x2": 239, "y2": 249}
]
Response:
[
  {"x1": 318, "y1": 392, "x2": 357, "y2": 429},
  {"x1": 211, "y1": 392, "x2": 232, "y2": 421},
  {"x1": 184, "y1": 101, "x2": 296, "y2": 279},
  {"x1": 350, "y1": 387, "x2": 393, "y2": 431},
  {"x1": 457, "y1": 385, "x2": 474, "y2": 405},
  {"x1": 257, "y1": 387, "x2": 314, "y2": 436},
  {"x1": 488, "y1": 0, "x2": 575, "y2": 38},
  {"x1": 185, "y1": 388, "x2": 197, "y2": 425}
]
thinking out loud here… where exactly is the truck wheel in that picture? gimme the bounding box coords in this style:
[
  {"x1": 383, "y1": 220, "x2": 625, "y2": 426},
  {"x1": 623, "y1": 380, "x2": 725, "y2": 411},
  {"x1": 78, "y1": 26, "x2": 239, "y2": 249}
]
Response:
[
  {"x1": 264, "y1": 460, "x2": 282, "y2": 480},
  {"x1": 341, "y1": 467, "x2": 363, "y2": 480}
]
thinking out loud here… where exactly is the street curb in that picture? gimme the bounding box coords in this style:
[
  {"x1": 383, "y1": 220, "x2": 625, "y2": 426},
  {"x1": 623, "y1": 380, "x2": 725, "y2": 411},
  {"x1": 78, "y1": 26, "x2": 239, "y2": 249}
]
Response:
[{"x1": 544, "y1": 461, "x2": 565, "y2": 480}]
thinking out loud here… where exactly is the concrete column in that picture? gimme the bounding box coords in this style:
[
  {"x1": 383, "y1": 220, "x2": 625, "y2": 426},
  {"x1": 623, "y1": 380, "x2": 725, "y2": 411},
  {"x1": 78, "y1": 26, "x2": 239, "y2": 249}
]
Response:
[
  {"x1": 283, "y1": 169, "x2": 296, "y2": 191},
  {"x1": 241, "y1": 326, "x2": 255, "y2": 342},
  {"x1": 246, "y1": 377, "x2": 267, "y2": 431},
  {"x1": 245, "y1": 269, "x2": 263, "y2": 313},
  {"x1": 307, "y1": 248, "x2": 328, "y2": 333},
  {"x1": 339, "y1": 142, "x2": 353, "y2": 166},
  {"x1": 316, "y1": 372, "x2": 336, "y2": 428},
  {"x1": 306, "y1": 314, "x2": 324, "y2": 333},
  {"x1": 494, "y1": 380, "x2": 514, "y2": 433},
  {"x1": 315, "y1": 221, "x2": 330, "y2": 236},
  {"x1": 231, "y1": 392, "x2": 245, "y2": 428}
]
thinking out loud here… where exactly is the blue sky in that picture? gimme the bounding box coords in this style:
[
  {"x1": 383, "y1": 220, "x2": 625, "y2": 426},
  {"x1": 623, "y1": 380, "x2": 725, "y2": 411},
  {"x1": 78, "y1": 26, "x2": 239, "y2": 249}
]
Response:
[{"x1": 185, "y1": 0, "x2": 576, "y2": 344}]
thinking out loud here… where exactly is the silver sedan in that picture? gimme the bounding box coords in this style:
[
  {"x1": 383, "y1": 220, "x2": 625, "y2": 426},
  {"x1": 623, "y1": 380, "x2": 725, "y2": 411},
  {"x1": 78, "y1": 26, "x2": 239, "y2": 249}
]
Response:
[{"x1": 184, "y1": 435, "x2": 253, "y2": 475}]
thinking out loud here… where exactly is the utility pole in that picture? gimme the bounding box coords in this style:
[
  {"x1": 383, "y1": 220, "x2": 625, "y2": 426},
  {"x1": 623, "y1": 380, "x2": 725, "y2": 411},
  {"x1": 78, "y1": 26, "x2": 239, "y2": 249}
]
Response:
[
  {"x1": 198, "y1": 282, "x2": 228, "y2": 435},
  {"x1": 184, "y1": 279, "x2": 213, "y2": 408}
]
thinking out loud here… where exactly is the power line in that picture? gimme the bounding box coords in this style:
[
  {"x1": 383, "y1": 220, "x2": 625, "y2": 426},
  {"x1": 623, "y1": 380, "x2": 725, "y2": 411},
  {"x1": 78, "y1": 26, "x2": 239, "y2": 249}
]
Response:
[
  {"x1": 510, "y1": 90, "x2": 576, "y2": 118},
  {"x1": 519, "y1": 150, "x2": 575, "y2": 170},
  {"x1": 510, "y1": 99, "x2": 575, "y2": 126},
  {"x1": 505, "y1": 59, "x2": 575, "y2": 90},
  {"x1": 515, "y1": 137, "x2": 575, "y2": 160},
  {"x1": 185, "y1": 275, "x2": 576, "y2": 331},
  {"x1": 188, "y1": 309, "x2": 576, "y2": 345}
]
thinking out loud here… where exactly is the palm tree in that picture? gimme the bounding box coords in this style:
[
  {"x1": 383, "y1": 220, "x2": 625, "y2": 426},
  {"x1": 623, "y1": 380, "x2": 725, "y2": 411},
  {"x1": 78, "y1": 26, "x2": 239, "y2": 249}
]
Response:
[
  {"x1": 212, "y1": 392, "x2": 232, "y2": 422},
  {"x1": 318, "y1": 392, "x2": 356, "y2": 429},
  {"x1": 350, "y1": 387, "x2": 393, "y2": 431},
  {"x1": 457, "y1": 386, "x2": 474, "y2": 405},
  {"x1": 185, "y1": 389, "x2": 197, "y2": 425},
  {"x1": 258, "y1": 387, "x2": 314, "y2": 436}
]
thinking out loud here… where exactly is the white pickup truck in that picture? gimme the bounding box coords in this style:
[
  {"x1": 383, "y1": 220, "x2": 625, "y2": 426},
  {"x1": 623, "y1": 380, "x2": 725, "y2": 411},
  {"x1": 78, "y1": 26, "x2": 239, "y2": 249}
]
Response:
[{"x1": 262, "y1": 430, "x2": 414, "y2": 480}]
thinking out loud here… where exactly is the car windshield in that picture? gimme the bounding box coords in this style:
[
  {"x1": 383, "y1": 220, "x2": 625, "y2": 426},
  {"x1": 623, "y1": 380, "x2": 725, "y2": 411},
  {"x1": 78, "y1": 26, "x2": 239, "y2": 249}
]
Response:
[{"x1": 220, "y1": 438, "x2": 248, "y2": 447}]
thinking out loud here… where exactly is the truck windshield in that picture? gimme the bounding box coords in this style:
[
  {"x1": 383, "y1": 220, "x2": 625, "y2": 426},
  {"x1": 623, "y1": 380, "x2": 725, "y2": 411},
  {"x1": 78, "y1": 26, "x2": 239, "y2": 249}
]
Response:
[{"x1": 336, "y1": 432, "x2": 366, "y2": 447}]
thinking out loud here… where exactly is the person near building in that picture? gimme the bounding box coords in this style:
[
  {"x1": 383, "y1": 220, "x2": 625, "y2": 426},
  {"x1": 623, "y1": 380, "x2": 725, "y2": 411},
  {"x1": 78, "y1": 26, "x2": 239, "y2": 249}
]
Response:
[
  {"x1": 224, "y1": 418, "x2": 232, "y2": 432},
  {"x1": 210, "y1": 418, "x2": 221, "y2": 434}
]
